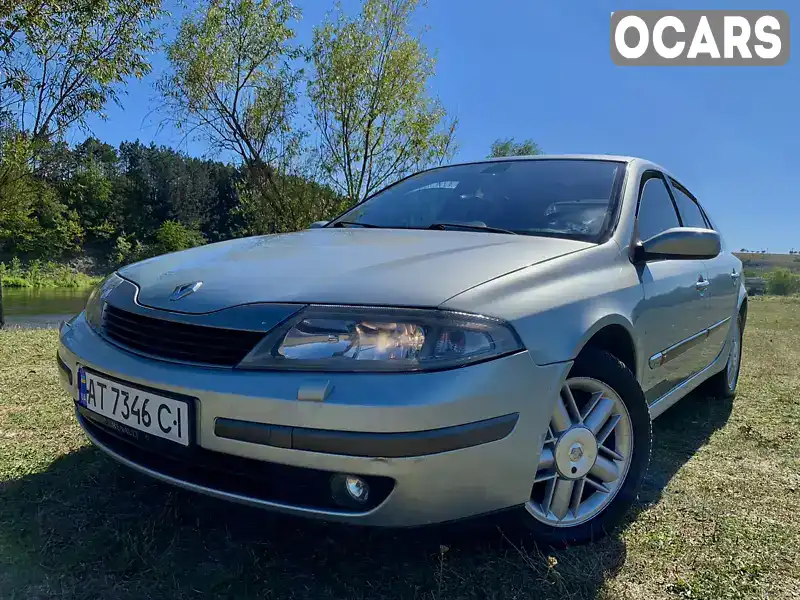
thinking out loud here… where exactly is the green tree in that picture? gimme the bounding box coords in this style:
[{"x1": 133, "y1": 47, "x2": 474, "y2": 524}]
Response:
[
  {"x1": 116, "y1": 140, "x2": 241, "y2": 240},
  {"x1": 159, "y1": 0, "x2": 301, "y2": 168},
  {"x1": 488, "y1": 137, "x2": 542, "y2": 158},
  {"x1": 64, "y1": 158, "x2": 117, "y2": 241},
  {"x1": 0, "y1": 125, "x2": 33, "y2": 233},
  {"x1": 159, "y1": 0, "x2": 323, "y2": 233},
  {"x1": 235, "y1": 165, "x2": 343, "y2": 235},
  {"x1": 1, "y1": 0, "x2": 162, "y2": 259},
  {"x1": 1, "y1": 129, "x2": 248, "y2": 259},
  {"x1": 0, "y1": 124, "x2": 81, "y2": 255},
  {"x1": 0, "y1": 164, "x2": 83, "y2": 256},
  {"x1": 307, "y1": 0, "x2": 457, "y2": 204},
  {"x1": 1, "y1": 0, "x2": 163, "y2": 142}
]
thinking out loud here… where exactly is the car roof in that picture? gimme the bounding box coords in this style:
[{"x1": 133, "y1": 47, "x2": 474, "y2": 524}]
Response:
[{"x1": 443, "y1": 154, "x2": 673, "y2": 177}]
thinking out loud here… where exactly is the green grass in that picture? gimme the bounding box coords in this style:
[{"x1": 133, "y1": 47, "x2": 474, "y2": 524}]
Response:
[{"x1": 1, "y1": 297, "x2": 799, "y2": 599}]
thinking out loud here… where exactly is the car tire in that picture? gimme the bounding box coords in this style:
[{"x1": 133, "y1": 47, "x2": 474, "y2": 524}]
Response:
[
  {"x1": 704, "y1": 313, "x2": 743, "y2": 399},
  {"x1": 509, "y1": 348, "x2": 652, "y2": 546}
]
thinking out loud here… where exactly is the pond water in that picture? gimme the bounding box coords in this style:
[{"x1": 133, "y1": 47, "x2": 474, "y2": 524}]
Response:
[{"x1": 1, "y1": 287, "x2": 92, "y2": 328}]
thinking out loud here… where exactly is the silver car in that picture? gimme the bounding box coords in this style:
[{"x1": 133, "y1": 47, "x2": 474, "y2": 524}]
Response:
[{"x1": 57, "y1": 155, "x2": 746, "y2": 545}]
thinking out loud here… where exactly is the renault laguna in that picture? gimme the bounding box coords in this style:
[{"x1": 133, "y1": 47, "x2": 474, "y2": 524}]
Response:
[{"x1": 57, "y1": 155, "x2": 746, "y2": 545}]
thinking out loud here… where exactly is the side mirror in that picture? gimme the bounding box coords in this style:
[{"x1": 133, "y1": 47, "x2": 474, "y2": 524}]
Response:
[
  {"x1": 635, "y1": 227, "x2": 721, "y2": 261},
  {"x1": 308, "y1": 221, "x2": 328, "y2": 229}
]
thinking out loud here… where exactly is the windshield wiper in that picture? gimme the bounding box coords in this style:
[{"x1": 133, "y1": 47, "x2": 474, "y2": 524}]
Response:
[
  {"x1": 428, "y1": 222, "x2": 518, "y2": 235},
  {"x1": 331, "y1": 221, "x2": 381, "y2": 228}
]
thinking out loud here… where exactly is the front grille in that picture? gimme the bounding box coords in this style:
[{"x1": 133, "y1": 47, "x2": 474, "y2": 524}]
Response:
[
  {"x1": 79, "y1": 407, "x2": 395, "y2": 512},
  {"x1": 102, "y1": 304, "x2": 265, "y2": 366}
]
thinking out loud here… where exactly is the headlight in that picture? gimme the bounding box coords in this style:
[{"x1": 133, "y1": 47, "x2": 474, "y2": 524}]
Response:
[
  {"x1": 85, "y1": 273, "x2": 124, "y2": 331},
  {"x1": 238, "y1": 306, "x2": 523, "y2": 372}
]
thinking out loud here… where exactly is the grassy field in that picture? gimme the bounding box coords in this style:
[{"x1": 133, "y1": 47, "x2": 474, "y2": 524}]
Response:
[{"x1": 1, "y1": 297, "x2": 799, "y2": 599}]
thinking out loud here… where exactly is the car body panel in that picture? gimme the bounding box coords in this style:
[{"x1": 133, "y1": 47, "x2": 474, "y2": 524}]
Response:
[
  {"x1": 120, "y1": 229, "x2": 592, "y2": 313},
  {"x1": 636, "y1": 259, "x2": 711, "y2": 403},
  {"x1": 441, "y1": 242, "x2": 643, "y2": 368},
  {"x1": 703, "y1": 241, "x2": 743, "y2": 359}
]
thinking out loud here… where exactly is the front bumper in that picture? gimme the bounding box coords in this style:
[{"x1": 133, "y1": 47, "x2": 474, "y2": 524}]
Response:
[{"x1": 58, "y1": 314, "x2": 570, "y2": 527}]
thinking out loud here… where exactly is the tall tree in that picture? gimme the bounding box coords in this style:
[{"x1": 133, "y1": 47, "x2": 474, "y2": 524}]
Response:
[
  {"x1": 307, "y1": 0, "x2": 457, "y2": 204},
  {"x1": 116, "y1": 140, "x2": 240, "y2": 241},
  {"x1": 488, "y1": 137, "x2": 542, "y2": 158},
  {"x1": 159, "y1": 0, "x2": 301, "y2": 169},
  {"x1": 1, "y1": 0, "x2": 163, "y2": 143},
  {"x1": 159, "y1": 0, "x2": 320, "y2": 232}
]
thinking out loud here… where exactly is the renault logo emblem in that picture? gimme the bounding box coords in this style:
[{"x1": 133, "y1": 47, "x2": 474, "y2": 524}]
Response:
[{"x1": 170, "y1": 281, "x2": 202, "y2": 301}]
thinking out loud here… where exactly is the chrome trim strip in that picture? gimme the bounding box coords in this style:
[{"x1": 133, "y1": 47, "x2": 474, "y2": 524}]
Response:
[
  {"x1": 648, "y1": 328, "x2": 707, "y2": 369},
  {"x1": 77, "y1": 408, "x2": 380, "y2": 520},
  {"x1": 110, "y1": 279, "x2": 305, "y2": 331},
  {"x1": 648, "y1": 352, "x2": 664, "y2": 370},
  {"x1": 707, "y1": 316, "x2": 731, "y2": 333},
  {"x1": 648, "y1": 317, "x2": 731, "y2": 369}
]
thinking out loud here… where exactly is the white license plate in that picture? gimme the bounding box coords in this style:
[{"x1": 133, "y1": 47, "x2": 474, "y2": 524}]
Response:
[{"x1": 78, "y1": 369, "x2": 190, "y2": 446}]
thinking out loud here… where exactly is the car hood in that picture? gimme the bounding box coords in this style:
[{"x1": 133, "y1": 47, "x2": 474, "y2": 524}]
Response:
[{"x1": 120, "y1": 229, "x2": 591, "y2": 314}]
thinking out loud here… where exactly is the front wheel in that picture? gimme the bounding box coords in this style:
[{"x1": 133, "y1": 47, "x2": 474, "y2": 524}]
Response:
[{"x1": 511, "y1": 349, "x2": 652, "y2": 546}]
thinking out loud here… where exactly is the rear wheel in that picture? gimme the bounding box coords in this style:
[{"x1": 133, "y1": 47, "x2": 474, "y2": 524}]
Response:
[
  {"x1": 705, "y1": 314, "x2": 742, "y2": 399},
  {"x1": 514, "y1": 349, "x2": 651, "y2": 546}
]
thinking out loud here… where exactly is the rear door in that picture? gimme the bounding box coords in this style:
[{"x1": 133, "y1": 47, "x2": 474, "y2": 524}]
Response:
[
  {"x1": 669, "y1": 179, "x2": 739, "y2": 362},
  {"x1": 634, "y1": 172, "x2": 710, "y2": 404}
]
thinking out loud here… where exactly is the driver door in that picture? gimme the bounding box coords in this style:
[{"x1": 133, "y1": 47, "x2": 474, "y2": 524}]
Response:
[{"x1": 634, "y1": 172, "x2": 711, "y2": 404}]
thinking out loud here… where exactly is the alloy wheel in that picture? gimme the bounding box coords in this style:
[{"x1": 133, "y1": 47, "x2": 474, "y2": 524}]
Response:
[{"x1": 526, "y1": 377, "x2": 634, "y2": 527}]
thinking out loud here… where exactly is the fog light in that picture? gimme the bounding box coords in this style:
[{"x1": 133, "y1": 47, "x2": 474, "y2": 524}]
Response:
[
  {"x1": 345, "y1": 476, "x2": 369, "y2": 502},
  {"x1": 330, "y1": 473, "x2": 370, "y2": 507}
]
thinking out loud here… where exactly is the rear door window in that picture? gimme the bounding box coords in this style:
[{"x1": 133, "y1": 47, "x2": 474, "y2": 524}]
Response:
[{"x1": 670, "y1": 181, "x2": 708, "y2": 229}]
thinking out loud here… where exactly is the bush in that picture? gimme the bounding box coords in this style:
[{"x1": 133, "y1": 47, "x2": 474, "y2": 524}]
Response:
[
  {"x1": 154, "y1": 221, "x2": 206, "y2": 254},
  {"x1": 765, "y1": 268, "x2": 800, "y2": 296},
  {"x1": 109, "y1": 222, "x2": 205, "y2": 268},
  {"x1": 0, "y1": 259, "x2": 101, "y2": 288},
  {"x1": 1, "y1": 276, "x2": 31, "y2": 288},
  {"x1": 111, "y1": 233, "x2": 156, "y2": 268}
]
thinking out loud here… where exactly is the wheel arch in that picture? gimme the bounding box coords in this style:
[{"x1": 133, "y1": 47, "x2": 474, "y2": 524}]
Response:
[
  {"x1": 571, "y1": 316, "x2": 639, "y2": 379},
  {"x1": 738, "y1": 294, "x2": 748, "y2": 330}
]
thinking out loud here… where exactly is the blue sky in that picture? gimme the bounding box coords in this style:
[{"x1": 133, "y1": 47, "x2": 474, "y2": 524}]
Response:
[{"x1": 82, "y1": 0, "x2": 799, "y2": 252}]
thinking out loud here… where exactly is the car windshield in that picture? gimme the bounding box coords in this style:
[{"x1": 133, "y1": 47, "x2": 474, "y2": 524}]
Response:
[{"x1": 330, "y1": 159, "x2": 625, "y2": 242}]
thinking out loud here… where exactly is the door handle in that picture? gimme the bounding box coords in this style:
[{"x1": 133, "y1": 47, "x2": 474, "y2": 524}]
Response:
[
  {"x1": 731, "y1": 271, "x2": 740, "y2": 283},
  {"x1": 696, "y1": 279, "x2": 710, "y2": 291}
]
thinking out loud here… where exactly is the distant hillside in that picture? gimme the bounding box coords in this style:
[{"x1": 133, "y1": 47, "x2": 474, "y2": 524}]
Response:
[{"x1": 734, "y1": 252, "x2": 800, "y2": 276}]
